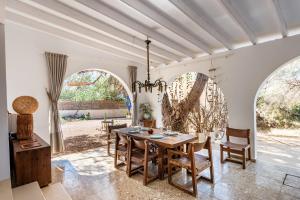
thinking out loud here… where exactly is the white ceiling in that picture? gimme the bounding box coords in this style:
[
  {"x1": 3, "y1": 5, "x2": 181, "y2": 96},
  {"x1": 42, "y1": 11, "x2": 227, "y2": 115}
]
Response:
[{"x1": 5, "y1": 0, "x2": 300, "y2": 67}]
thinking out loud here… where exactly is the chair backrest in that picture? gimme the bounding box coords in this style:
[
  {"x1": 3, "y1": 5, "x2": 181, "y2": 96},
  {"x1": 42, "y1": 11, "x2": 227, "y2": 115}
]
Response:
[
  {"x1": 108, "y1": 124, "x2": 128, "y2": 144},
  {"x1": 226, "y1": 127, "x2": 250, "y2": 143},
  {"x1": 108, "y1": 124, "x2": 127, "y2": 133},
  {"x1": 188, "y1": 136, "x2": 212, "y2": 157},
  {"x1": 131, "y1": 138, "x2": 147, "y2": 150}
]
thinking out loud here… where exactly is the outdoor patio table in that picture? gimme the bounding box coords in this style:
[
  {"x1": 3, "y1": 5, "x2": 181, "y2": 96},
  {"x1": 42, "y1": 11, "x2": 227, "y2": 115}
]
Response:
[{"x1": 112, "y1": 128, "x2": 197, "y2": 179}]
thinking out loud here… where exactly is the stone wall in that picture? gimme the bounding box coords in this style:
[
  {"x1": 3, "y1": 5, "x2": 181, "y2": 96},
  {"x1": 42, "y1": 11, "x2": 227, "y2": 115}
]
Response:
[
  {"x1": 58, "y1": 100, "x2": 126, "y2": 110},
  {"x1": 59, "y1": 109, "x2": 129, "y2": 119}
]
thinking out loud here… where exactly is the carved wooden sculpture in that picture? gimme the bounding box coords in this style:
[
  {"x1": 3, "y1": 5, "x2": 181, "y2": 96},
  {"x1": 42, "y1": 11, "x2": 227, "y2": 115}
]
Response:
[
  {"x1": 12, "y1": 96, "x2": 39, "y2": 140},
  {"x1": 162, "y1": 73, "x2": 208, "y2": 133}
]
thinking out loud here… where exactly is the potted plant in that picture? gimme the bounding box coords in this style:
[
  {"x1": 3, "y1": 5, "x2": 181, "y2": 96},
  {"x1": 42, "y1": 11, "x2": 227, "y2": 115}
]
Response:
[{"x1": 139, "y1": 103, "x2": 152, "y2": 120}]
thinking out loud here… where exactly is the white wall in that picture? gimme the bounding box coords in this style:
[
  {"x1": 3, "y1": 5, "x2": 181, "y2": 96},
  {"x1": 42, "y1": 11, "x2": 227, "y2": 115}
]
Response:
[
  {"x1": 149, "y1": 35, "x2": 300, "y2": 159},
  {"x1": 5, "y1": 22, "x2": 147, "y2": 143},
  {"x1": 0, "y1": 22, "x2": 10, "y2": 182},
  {"x1": 0, "y1": 0, "x2": 4, "y2": 24}
]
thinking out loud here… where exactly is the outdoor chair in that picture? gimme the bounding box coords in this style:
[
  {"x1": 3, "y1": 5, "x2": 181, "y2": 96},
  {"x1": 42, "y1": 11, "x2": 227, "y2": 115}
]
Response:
[
  {"x1": 220, "y1": 127, "x2": 251, "y2": 169},
  {"x1": 167, "y1": 136, "x2": 214, "y2": 196}
]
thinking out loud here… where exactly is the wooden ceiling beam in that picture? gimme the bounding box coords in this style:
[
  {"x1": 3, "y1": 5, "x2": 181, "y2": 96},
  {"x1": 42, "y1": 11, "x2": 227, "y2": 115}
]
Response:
[
  {"x1": 218, "y1": 0, "x2": 257, "y2": 45},
  {"x1": 6, "y1": 11, "x2": 155, "y2": 66},
  {"x1": 121, "y1": 0, "x2": 212, "y2": 53},
  {"x1": 29, "y1": 0, "x2": 182, "y2": 61},
  {"x1": 271, "y1": 0, "x2": 288, "y2": 37},
  {"x1": 75, "y1": 0, "x2": 195, "y2": 57},
  {"x1": 7, "y1": 0, "x2": 164, "y2": 64},
  {"x1": 170, "y1": 0, "x2": 232, "y2": 50}
]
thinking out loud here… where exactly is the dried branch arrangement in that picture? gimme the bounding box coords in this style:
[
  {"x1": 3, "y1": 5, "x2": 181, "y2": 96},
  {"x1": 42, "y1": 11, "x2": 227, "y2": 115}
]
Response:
[{"x1": 163, "y1": 72, "x2": 228, "y2": 134}]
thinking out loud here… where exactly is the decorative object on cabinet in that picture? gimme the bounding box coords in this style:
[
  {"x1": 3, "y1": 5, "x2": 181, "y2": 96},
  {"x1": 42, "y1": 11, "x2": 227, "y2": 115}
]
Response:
[{"x1": 12, "y1": 96, "x2": 39, "y2": 140}]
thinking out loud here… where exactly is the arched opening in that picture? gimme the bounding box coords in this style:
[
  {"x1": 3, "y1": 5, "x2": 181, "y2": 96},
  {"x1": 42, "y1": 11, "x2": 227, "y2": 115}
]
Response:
[
  {"x1": 165, "y1": 72, "x2": 228, "y2": 140},
  {"x1": 59, "y1": 69, "x2": 132, "y2": 153},
  {"x1": 254, "y1": 58, "x2": 300, "y2": 169}
]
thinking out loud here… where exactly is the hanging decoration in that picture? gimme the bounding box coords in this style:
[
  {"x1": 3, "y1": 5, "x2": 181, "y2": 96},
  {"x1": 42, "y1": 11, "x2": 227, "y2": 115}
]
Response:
[
  {"x1": 204, "y1": 60, "x2": 228, "y2": 139},
  {"x1": 132, "y1": 38, "x2": 167, "y2": 93}
]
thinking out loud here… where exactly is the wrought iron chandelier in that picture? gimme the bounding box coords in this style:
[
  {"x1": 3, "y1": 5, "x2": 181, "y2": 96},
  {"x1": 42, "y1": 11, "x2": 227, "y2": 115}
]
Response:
[{"x1": 132, "y1": 38, "x2": 167, "y2": 93}]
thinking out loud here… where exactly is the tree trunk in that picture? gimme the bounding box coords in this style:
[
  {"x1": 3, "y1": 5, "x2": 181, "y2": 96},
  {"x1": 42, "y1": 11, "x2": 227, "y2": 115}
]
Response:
[{"x1": 162, "y1": 73, "x2": 208, "y2": 133}]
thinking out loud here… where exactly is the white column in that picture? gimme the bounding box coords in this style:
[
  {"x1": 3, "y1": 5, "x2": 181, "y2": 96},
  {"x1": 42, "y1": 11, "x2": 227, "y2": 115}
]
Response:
[
  {"x1": 0, "y1": 0, "x2": 10, "y2": 181},
  {"x1": 0, "y1": 0, "x2": 4, "y2": 24}
]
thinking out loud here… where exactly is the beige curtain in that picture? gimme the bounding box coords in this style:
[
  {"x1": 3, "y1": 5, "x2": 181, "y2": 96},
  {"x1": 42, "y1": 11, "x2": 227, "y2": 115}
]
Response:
[
  {"x1": 45, "y1": 52, "x2": 68, "y2": 153},
  {"x1": 128, "y1": 66, "x2": 138, "y2": 125}
]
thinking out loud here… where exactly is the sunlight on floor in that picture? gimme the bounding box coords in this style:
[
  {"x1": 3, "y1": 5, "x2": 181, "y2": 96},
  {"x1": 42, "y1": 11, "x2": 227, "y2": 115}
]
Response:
[{"x1": 51, "y1": 136, "x2": 300, "y2": 200}]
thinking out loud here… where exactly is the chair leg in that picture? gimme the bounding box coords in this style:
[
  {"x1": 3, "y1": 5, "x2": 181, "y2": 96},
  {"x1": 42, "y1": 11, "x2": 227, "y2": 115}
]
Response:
[
  {"x1": 168, "y1": 161, "x2": 172, "y2": 184},
  {"x1": 143, "y1": 161, "x2": 148, "y2": 185},
  {"x1": 209, "y1": 165, "x2": 214, "y2": 183},
  {"x1": 127, "y1": 148, "x2": 132, "y2": 176},
  {"x1": 114, "y1": 152, "x2": 118, "y2": 168},
  {"x1": 107, "y1": 142, "x2": 109, "y2": 155},
  {"x1": 107, "y1": 132, "x2": 111, "y2": 156},
  {"x1": 220, "y1": 146, "x2": 224, "y2": 163},
  {"x1": 248, "y1": 148, "x2": 252, "y2": 161},
  {"x1": 143, "y1": 143, "x2": 150, "y2": 186},
  {"x1": 191, "y1": 167, "x2": 197, "y2": 197},
  {"x1": 242, "y1": 149, "x2": 246, "y2": 169},
  {"x1": 114, "y1": 137, "x2": 118, "y2": 168},
  {"x1": 227, "y1": 151, "x2": 231, "y2": 158}
]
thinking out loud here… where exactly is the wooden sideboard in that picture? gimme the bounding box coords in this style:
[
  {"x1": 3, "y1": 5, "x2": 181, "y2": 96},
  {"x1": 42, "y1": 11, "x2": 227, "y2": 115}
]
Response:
[{"x1": 10, "y1": 133, "x2": 51, "y2": 187}]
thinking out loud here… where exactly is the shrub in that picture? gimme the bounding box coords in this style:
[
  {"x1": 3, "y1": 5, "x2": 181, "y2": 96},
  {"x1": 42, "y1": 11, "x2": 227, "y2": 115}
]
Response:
[
  {"x1": 78, "y1": 113, "x2": 92, "y2": 120},
  {"x1": 291, "y1": 104, "x2": 300, "y2": 121}
]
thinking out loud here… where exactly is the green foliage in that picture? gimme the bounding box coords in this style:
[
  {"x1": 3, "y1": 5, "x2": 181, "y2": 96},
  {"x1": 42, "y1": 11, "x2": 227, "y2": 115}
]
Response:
[
  {"x1": 256, "y1": 59, "x2": 300, "y2": 129},
  {"x1": 79, "y1": 112, "x2": 91, "y2": 120},
  {"x1": 291, "y1": 105, "x2": 300, "y2": 121},
  {"x1": 60, "y1": 70, "x2": 127, "y2": 103},
  {"x1": 139, "y1": 103, "x2": 152, "y2": 114}
]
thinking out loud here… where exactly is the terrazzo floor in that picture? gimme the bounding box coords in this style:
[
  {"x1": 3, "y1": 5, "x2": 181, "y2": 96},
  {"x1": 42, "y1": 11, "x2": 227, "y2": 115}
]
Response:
[{"x1": 51, "y1": 136, "x2": 300, "y2": 200}]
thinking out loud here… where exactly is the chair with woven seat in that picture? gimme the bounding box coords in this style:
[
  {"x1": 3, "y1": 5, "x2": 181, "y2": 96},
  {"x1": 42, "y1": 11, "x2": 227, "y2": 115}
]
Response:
[
  {"x1": 167, "y1": 136, "x2": 214, "y2": 196},
  {"x1": 107, "y1": 124, "x2": 127, "y2": 156},
  {"x1": 127, "y1": 137, "x2": 159, "y2": 185},
  {"x1": 220, "y1": 127, "x2": 251, "y2": 169}
]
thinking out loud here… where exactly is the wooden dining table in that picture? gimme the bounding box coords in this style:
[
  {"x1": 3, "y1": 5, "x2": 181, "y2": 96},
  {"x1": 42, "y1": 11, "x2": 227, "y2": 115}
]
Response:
[{"x1": 112, "y1": 128, "x2": 197, "y2": 179}]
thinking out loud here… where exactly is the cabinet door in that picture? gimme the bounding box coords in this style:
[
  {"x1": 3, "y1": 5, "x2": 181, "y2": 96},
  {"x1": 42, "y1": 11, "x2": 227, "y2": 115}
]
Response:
[
  {"x1": 15, "y1": 150, "x2": 37, "y2": 186},
  {"x1": 36, "y1": 147, "x2": 51, "y2": 187}
]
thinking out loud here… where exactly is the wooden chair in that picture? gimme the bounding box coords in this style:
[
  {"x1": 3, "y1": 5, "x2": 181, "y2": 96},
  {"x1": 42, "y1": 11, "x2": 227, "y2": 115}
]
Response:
[
  {"x1": 107, "y1": 124, "x2": 127, "y2": 156},
  {"x1": 220, "y1": 127, "x2": 251, "y2": 169},
  {"x1": 167, "y1": 136, "x2": 214, "y2": 196},
  {"x1": 114, "y1": 128, "x2": 130, "y2": 169},
  {"x1": 127, "y1": 137, "x2": 158, "y2": 185}
]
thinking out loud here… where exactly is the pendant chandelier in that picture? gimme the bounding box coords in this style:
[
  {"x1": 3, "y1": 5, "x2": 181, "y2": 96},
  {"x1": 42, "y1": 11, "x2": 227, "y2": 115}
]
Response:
[{"x1": 132, "y1": 38, "x2": 167, "y2": 93}]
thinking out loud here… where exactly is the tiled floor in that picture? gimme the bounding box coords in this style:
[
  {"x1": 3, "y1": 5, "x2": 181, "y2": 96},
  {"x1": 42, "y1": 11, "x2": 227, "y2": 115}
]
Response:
[{"x1": 52, "y1": 136, "x2": 300, "y2": 200}]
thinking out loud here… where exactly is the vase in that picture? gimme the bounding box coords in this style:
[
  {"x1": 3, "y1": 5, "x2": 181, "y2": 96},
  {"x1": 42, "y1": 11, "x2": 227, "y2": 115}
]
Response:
[
  {"x1": 143, "y1": 113, "x2": 151, "y2": 120},
  {"x1": 195, "y1": 132, "x2": 207, "y2": 142}
]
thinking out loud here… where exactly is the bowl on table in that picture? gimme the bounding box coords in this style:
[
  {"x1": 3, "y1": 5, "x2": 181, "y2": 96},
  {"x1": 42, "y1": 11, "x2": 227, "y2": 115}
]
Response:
[
  {"x1": 149, "y1": 134, "x2": 164, "y2": 139},
  {"x1": 128, "y1": 127, "x2": 140, "y2": 134},
  {"x1": 141, "y1": 127, "x2": 150, "y2": 131},
  {"x1": 164, "y1": 131, "x2": 179, "y2": 136}
]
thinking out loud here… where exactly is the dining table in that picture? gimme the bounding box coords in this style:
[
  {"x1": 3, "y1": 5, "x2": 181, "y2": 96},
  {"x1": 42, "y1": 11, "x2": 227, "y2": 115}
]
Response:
[{"x1": 112, "y1": 127, "x2": 197, "y2": 179}]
